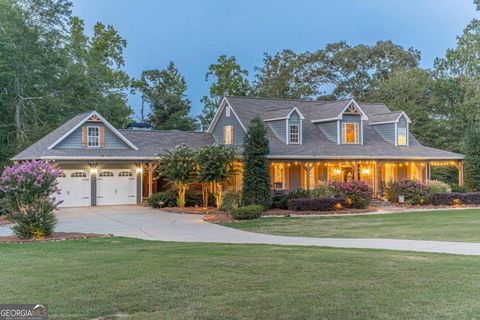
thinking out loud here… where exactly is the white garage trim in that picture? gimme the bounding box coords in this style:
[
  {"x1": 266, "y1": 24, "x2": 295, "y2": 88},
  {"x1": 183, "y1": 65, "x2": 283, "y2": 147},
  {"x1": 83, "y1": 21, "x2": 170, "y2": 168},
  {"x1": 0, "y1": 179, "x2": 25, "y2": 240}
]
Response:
[{"x1": 56, "y1": 170, "x2": 91, "y2": 207}]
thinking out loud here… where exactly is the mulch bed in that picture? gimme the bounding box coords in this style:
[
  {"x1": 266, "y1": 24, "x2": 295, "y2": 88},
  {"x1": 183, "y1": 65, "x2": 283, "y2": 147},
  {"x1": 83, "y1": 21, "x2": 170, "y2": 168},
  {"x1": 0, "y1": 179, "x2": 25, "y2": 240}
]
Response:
[
  {"x1": 0, "y1": 232, "x2": 112, "y2": 244},
  {"x1": 161, "y1": 206, "x2": 223, "y2": 215},
  {"x1": 203, "y1": 213, "x2": 232, "y2": 222}
]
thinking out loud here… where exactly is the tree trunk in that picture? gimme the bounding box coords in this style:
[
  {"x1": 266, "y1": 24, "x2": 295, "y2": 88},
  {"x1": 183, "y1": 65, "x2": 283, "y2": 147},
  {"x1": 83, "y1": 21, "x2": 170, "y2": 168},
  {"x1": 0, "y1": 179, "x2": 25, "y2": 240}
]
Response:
[{"x1": 201, "y1": 182, "x2": 209, "y2": 208}]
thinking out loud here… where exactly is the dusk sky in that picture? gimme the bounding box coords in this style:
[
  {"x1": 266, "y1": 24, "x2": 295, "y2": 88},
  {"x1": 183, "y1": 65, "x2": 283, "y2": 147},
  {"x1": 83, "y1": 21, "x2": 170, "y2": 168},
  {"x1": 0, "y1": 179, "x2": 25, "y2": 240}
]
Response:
[{"x1": 71, "y1": 0, "x2": 477, "y2": 119}]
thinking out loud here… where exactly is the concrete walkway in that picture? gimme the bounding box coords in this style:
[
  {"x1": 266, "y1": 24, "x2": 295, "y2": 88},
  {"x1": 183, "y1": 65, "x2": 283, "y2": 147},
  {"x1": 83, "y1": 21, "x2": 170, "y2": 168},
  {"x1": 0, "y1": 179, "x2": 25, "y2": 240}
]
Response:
[{"x1": 2, "y1": 206, "x2": 480, "y2": 256}]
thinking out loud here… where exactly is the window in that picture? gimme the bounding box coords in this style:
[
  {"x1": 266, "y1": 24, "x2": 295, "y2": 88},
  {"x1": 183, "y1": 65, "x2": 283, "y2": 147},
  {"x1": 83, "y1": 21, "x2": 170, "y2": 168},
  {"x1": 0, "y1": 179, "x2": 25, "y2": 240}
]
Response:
[
  {"x1": 223, "y1": 125, "x2": 233, "y2": 145},
  {"x1": 99, "y1": 171, "x2": 114, "y2": 177},
  {"x1": 289, "y1": 125, "x2": 299, "y2": 144},
  {"x1": 118, "y1": 171, "x2": 133, "y2": 177},
  {"x1": 226, "y1": 106, "x2": 231, "y2": 117},
  {"x1": 397, "y1": 127, "x2": 407, "y2": 146},
  {"x1": 273, "y1": 164, "x2": 285, "y2": 190},
  {"x1": 58, "y1": 172, "x2": 66, "y2": 178},
  {"x1": 342, "y1": 123, "x2": 359, "y2": 144},
  {"x1": 87, "y1": 126, "x2": 99, "y2": 147},
  {"x1": 71, "y1": 172, "x2": 87, "y2": 178}
]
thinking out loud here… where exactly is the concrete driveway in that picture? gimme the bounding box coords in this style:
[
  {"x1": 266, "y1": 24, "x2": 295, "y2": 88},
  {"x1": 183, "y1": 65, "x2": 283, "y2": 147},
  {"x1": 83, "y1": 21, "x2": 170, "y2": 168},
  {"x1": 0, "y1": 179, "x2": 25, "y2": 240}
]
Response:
[{"x1": 3, "y1": 205, "x2": 480, "y2": 256}]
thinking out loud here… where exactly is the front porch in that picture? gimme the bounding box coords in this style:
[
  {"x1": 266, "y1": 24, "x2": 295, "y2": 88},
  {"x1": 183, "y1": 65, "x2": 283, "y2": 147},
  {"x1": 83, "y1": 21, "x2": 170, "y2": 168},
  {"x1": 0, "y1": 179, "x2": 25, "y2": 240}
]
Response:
[{"x1": 269, "y1": 160, "x2": 464, "y2": 197}]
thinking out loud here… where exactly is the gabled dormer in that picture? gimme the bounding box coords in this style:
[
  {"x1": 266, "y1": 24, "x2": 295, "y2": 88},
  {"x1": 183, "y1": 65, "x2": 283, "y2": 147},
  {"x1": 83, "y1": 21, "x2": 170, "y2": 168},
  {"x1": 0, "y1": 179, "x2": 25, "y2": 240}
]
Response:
[
  {"x1": 207, "y1": 98, "x2": 247, "y2": 146},
  {"x1": 48, "y1": 111, "x2": 138, "y2": 150},
  {"x1": 311, "y1": 99, "x2": 368, "y2": 145},
  {"x1": 369, "y1": 111, "x2": 411, "y2": 146},
  {"x1": 264, "y1": 107, "x2": 304, "y2": 145}
]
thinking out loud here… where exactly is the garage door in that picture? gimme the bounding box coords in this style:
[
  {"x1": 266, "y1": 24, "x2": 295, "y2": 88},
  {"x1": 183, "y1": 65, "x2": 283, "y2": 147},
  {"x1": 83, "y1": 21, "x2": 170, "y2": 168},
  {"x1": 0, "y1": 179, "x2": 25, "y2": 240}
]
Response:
[
  {"x1": 96, "y1": 169, "x2": 137, "y2": 206},
  {"x1": 57, "y1": 170, "x2": 91, "y2": 207}
]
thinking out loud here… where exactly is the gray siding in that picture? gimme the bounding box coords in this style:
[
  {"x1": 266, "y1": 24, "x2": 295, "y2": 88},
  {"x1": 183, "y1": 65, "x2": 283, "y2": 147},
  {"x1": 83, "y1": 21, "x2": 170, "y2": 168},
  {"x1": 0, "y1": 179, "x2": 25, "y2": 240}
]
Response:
[
  {"x1": 287, "y1": 111, "x2": 301, "y2": 144},
  {"x1": 289, "y1": 165, "x2": 301, "y2": 190},
  {"x1": 56, "y1": 122, "x2": 130, "y2": 149},
  {"x1": 317, "y1": 121, "x2": 338, "y2": 143},
  {"x1": 268, "y1": 119, "x2": 287, "y2": 143},
  {"x1": 136, "y1": 171, "x2": 142, "y2": 204},
  {"x1": 340, "y1": 114, "x2": 362, "y2": 144},
  {"x1": 212, "y1": 105, "x2": 245, "y2": 145},
  {"x1": 372, "y1": 123, "x2": 395, "y2": 144},
  {"x1": 91, "y1": 172, "x2": 97, "y2": 206}
]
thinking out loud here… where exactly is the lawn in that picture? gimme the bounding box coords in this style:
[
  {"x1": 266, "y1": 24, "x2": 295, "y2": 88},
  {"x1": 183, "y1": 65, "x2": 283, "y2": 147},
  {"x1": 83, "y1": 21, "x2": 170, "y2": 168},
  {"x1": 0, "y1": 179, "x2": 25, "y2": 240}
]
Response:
[
  {"x1": 223, "y1": 208, "x2": 480, "y2": 242},
  {"x1": 3, "y1": 238, "x2": 480, "y2": 319}
]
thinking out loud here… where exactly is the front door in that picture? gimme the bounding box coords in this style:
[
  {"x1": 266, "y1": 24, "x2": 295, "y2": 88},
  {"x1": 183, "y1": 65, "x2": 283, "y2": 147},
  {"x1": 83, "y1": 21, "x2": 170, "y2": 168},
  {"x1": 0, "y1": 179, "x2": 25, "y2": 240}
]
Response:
[{"x1": 342, "y1": 167, "x2": 354, "y2": 182}]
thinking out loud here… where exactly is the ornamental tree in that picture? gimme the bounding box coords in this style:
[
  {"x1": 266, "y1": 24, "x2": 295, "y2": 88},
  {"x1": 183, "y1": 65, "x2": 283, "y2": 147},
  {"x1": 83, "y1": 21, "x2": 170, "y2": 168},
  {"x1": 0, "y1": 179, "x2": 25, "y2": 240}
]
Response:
[
  {"x1": 464, "y1": 123, "x2": 480, "y2": 191},
  {"x1": 242, "y1": 117, "x2": 271, "y2": 209},
  {"x1": 0, "y1": 160, "x2": 62, "y2": 239},
  {"x1": 196, "y1": 145, "x2": 236, "y2": 208},
  {"x1": 158, "y1": 145, "x2": 197, "y2": 208}
]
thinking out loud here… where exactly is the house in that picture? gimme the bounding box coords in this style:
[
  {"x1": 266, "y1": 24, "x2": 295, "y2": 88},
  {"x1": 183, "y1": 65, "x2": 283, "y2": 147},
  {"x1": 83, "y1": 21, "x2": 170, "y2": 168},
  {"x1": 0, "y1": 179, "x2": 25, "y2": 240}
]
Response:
[{"x1": 12, "y1": 96, "x2": 464, "y2": 207}]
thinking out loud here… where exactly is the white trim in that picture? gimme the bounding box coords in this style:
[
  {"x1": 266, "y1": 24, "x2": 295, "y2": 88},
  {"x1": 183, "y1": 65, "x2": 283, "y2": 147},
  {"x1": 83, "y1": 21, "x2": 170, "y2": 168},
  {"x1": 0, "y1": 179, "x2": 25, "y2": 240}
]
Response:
[
  {"x1": 206, "y1": 97, "x2": 247, "y2": 133},
  {"x1": 360, "y1": 120, "x2": 364, "y2": 145},
  {"x1": 311, "y1": 99, "x2": 369, "y2": 123},
  {"x1": 369, "y1": 111, "x2": 412, "y2": 126},
  {"x1": 341, "y1": 122, "x2": 359, "y2": 144},
  {"x1": 300, "y1": 118, "x2": 303, "y2": 144},
  {"x1": 48, "y1": 111, "x2": 138, "y2": 150},
  {"x1": 86, "y1": 126, "x2": 100, "y2": 148},
  {"x1": 287, "y1": 107, "x2": 305, "y2": 120},
  {"x1": 288, "y1": 123, "x2": 300, "y2": 144},
  {"x1": 264, "y1": 117, "x2": 288, "y2": 122},
  {"x1": 285, "y1": 119, "x2": 289, "y2": 144}
]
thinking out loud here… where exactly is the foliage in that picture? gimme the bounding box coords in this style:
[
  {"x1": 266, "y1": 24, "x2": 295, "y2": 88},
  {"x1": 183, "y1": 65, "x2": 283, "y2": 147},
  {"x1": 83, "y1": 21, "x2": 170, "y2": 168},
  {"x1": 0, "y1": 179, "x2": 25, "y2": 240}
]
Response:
[
  {"x1": 385, "y1": 180, "x2": 429, "y2": 205},
  {"x1": 196, "y1": 145, "x2": 236, "y2": 208},
  {"x1": 242, "y1": 118, "x2": 271, "y2": 209},
  {"x1": 132, "y1": 62, "x2": 198, "y2": 130},
  {"x1": 329, "y1": 181, "x2": 373, "y2": 209},
  {"x1": 185, "y1": 189, "x2": 215, "y2": 207},
  {"x1": 230, "y1": 205, "x2": 264, "y2": 220},
  {"x1": 220, "y1": 191, "x2": 242, "y2": 213},
  {"x1": 0, "y1": 1, "x2": 132, "y2": 166},
  {"x1": 271, "y1": 189, "x2": 311, "y2": 209},
  {"x1": 311, "y1": 181, "x2": 336, "y2": 198},
  {"x1": 199, "y1": 55, "x2": 251, "y2": 130},
  {"x1": 0, "y1": 160, "x2": 61, "y2": 239},
  {"x1": 427, "y1": 180, "x2": 452, "y2": 196},
  {"x1": 147, "y1": 190, "x2": 177, "y2": 208},
  {"x1": 158, "y1": 146, "x2": 197, "y2": 208},
  {"x1": 464, "y1": 123, "x2": 480, "y2": 191},
  {"x1": 430, "y1": 192, "x2": 480, "y2": 206},
  {"x1": 9, "y1": 200, "x2": 57, "y2": 239},
  {"x1": 287, "y1": 197, "x2": 346, "y2": 212}
]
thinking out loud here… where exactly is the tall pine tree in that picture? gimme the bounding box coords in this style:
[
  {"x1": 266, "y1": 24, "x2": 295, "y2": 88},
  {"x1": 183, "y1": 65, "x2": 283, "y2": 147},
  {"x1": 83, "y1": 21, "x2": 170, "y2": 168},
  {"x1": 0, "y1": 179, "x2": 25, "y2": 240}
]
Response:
[
  {"x1": 464, "y1": 123, "x2": 480, "y2": 191},
  {"x1": 242, "y1": 117, "x2": 271, "y2": 209}
]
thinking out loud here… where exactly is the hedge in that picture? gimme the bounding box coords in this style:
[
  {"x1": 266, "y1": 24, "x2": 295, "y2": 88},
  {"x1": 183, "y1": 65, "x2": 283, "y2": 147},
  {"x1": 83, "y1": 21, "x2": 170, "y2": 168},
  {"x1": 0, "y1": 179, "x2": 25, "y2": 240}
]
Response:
[
  {"x1": 430, "y1": 192, "x2": 480, "y2": 205},
  {"x1": 287, "y1": 197, "x2": 346, "y2": 211},
  {"x1": 230, "y1": 205, "x2": 264, "y2": 220}
]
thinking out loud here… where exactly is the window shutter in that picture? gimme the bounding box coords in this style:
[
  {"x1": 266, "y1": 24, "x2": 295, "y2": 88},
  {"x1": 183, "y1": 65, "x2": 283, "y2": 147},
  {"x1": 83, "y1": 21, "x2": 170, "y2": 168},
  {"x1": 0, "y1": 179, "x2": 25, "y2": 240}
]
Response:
[
  {"x1": 99, "y1": 127, "x2": 106, "y2": 147},
  {"x1": 82, "y1": 127, "x2": 87, "y2": 147}
]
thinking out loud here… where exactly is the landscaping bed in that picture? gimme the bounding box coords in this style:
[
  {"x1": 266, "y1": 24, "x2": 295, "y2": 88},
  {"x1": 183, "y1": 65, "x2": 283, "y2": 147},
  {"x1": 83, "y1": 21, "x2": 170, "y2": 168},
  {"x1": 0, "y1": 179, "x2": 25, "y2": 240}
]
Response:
[
  {"x1": 264, "y1": 207, "x2": 375, "y2": 216},
  {"x1": 0, "y1": 232, "x2": 112, "y2": 244},
  {"x1": 161, "y1": 206, "x2": 222, "y2": 215}
]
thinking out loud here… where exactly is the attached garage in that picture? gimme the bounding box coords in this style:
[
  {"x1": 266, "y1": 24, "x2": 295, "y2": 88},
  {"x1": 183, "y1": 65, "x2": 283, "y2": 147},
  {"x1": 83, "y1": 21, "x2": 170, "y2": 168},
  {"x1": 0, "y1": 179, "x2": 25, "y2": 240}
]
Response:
[
  {"x1": 57, "y1": 170, "x2": 91, "y2": 207},
  {"x1": 96, "y1": 169, "x2": 137, "y2": 206}
]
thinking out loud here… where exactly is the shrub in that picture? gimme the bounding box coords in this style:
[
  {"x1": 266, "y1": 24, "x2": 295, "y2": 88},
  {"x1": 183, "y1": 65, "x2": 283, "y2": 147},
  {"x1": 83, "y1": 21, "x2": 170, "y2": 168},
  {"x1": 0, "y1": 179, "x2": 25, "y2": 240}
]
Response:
[
  {"x1": 330, "y1": 181, "x2": 373, "y2": 209},
  {"x1": 185, "y1": 189, "x2": 215, "y2": 207},
  {"x1": 452, "y1": 184, "x2": 468, "y2": 193},
  {"x1": 310, "y1": 181, "x2": 335, "y2": 198},
  {"x1": 271, "y1": 189, "x2": 311, "y2": 209},
  {"x1": 385, "y1": 180, "x2": 428, "y2": 205},
  {"x1": 230, "y1": 205, "x2": 264, "y2": 220},
  {"x1": 148, "y1": 190, "x2": 177, "y2": 208},
  {"x1": 287, "y1": 197, "x2": 346, "y2": 211},
  {"x1": 427, "y1": 180, "x2": 451, "y2": 196},
  {"x1": 0, "y1": 160, "x2": 62, "y2": 239},
  {"x1": 430, "y1": 192, "x2": 480, "y2": 205},
  {"x1": 10, "y1": 200, "x2": 57, "y2": 239},
  {"x1": 221, "y1": 191, "x2": 242, "y2": 212}
]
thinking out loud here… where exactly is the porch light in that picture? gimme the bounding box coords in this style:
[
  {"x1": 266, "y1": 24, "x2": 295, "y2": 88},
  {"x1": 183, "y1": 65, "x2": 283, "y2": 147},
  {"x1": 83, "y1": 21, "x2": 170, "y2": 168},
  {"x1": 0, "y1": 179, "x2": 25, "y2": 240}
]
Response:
[
  {"x1": 90, "y1": 168, "x2": 97, "y2": 175},
  {"x1": 136, "y1": 167, "x2": 143, "y2": 174},
  {"x1": 334, "y1": 168, "x2": 341, "y2": 175},
  {"x1": 361, "y1": 168, "x2": 371, "y2": 176}
]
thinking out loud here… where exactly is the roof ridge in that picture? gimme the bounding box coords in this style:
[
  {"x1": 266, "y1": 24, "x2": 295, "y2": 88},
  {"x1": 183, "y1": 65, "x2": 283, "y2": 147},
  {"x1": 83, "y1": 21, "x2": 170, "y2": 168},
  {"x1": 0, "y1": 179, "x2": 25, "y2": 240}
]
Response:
[
  {"x1": 371, "y1": 111, "x2": 403, "y2": 115},
  {"x1": 119, "y1": 128, "x2": 207, "y2": 134},
  {"x1": 225, "y1": 95, "x2": 336, "y2": 104}
]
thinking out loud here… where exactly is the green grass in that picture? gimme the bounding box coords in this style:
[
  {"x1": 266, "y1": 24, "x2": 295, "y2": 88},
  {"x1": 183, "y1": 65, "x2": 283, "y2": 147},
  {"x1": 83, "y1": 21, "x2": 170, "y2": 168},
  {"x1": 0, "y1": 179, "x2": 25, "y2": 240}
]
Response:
[
  {"x1": 222, "y1": 208, "x2": 480, "y2": 242},
  {"x1": 3, "y1": 238, "x2": 480, "y2": 319}
]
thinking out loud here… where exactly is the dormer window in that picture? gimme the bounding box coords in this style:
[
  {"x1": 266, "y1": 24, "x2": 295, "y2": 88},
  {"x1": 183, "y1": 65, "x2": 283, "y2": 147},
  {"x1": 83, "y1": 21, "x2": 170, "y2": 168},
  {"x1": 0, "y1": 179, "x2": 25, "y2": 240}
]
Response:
[
  {"x1": 223, "y1": 125, "x2": 233, "y2": 144},
  {"x1": 87, "y1": 126, "x2": 99, "y2": 147},
  {"x1": 398, "y1": 127, "x2": 407, "y2": 146},
  {"x1": 342, "y1": 123, "x2": 359, "y2": 144},
  {"x1": 289, "y1": 124, "x2": 299, "y2": 144}
]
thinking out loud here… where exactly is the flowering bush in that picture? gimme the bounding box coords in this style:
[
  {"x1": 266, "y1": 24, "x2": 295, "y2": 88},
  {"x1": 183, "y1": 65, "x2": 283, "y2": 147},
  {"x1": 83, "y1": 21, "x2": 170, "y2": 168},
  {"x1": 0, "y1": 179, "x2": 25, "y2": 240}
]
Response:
[
  {"x1": 385, "y1": 180, "x2": 428, "y2": 205},
  {"x1": 427, "y1": 180, "x2": 452, "y2": 196},
  {"x1": 0, "y1": 160, "x2": 62, "y2": 239},
  {"x1": 310, "y1": 181, "x2": 335, "y2": 198},
  {"x1": 330, "y1": 181, "x2": 373, "y2": 209}
]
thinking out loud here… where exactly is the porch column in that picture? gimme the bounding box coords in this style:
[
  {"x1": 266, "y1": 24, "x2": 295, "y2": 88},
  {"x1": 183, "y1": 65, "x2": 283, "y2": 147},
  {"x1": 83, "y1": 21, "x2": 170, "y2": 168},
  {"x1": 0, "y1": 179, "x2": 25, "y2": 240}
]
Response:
[
  {"x1": 301, "y1": 162, "x2": 314, "y2": 190},
  {"x1": 375, "y1": 161, "x2": 382, "y2": 198},
  {"x1": 354, "y1": 162, "x2": 359, "y2": 181},
  {"x1": 148, "y1": 163, "x2": 154, "y2": 197},
  {"x1": 427, "y1": 162, "x2": 431, "y2": 181},
  {"x1": 458, "y1": 161, "x2": 464, "y2": 187}
]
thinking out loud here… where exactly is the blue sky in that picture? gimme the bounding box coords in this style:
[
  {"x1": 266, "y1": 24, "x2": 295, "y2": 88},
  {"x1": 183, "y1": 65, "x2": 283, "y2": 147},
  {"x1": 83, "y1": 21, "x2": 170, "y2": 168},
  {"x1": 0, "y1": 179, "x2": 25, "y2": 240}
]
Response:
[{"x1": 71, "y1": 0, "x2": 477, "y2": 119}]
